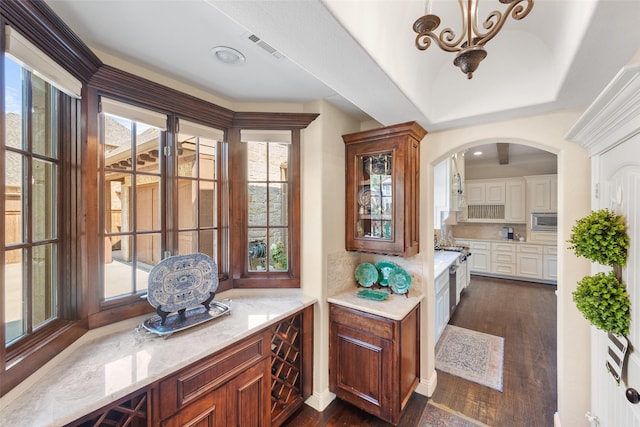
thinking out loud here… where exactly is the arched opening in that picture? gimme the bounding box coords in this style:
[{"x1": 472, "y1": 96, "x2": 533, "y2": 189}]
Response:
[
  {"x1": 419, "y1": 116, "x2": 592, "y2": 426},
  {"x1": 430, "y1": 139, "x2": 558, "y2": 424}
]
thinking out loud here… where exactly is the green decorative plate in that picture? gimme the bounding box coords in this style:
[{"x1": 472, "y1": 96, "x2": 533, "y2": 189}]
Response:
[
  {"x1": 355, "y1": 262, "x2": 378, "y2": 287},
  {"x1": 375, "y1": 261, "x2": 398, "y2": 286},
  {"x1": 357, "y1": 289, "x2": 389, "y2": 301},
  {"x1": 388, "y1": 267, "x2": 412, "y2": 294}
]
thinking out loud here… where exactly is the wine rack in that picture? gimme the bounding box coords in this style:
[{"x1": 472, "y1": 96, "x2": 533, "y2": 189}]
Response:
[
  {"x1": 270, "y1": 313, "x2": 303, "y2": 426},
  {"x1": 66, "y1": 389, "x2": 148, "y2": 427}
]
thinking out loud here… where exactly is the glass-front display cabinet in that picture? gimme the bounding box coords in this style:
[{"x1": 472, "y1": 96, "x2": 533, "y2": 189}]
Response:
[{"x1": 343, "y1": 122, "x2": 426, "y2": 257}]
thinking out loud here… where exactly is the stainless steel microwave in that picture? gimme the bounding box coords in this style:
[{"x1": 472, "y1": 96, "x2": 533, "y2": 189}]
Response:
[{"x1": 531, "y1": 211, "x2": 557, "y2": 231}]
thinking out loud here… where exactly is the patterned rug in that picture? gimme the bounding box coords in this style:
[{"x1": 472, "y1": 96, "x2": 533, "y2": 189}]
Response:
[
  {"x1": 419, "y1": 401, "x2": 489, "y2": 427},
  {"x1": 435, "y1": 325, "x2": 504, "y2": 391}
]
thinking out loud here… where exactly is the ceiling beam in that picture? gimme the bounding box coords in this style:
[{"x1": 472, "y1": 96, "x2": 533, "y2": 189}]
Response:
[{"x1": 497, "y1": 143, "x2": 509, "y2": 165}]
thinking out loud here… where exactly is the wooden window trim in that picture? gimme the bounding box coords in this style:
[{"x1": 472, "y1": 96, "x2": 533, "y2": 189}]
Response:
[{"x1": 1, "y1": 0, "x2": 319, "y2": 396}]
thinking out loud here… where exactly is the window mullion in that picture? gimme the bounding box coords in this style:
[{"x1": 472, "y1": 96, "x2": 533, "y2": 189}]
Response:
[
  {"x1": 23, "y1": 69, "x2": 33, "y2": 335},
  {"x1": 164, "y1": 116, "x2": 177, "y2": 257}
]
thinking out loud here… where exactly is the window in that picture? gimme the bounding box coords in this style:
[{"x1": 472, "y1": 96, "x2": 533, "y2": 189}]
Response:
[
  {"x1": 1, "y1": 6, "x2": 317, "y2": 396},
  {"x1": 2, "y1": 23, "x2": 82, "y2": 394},
  {"x1": 244, "y1": 130, "x2": 291, "y2": 273},
  {"x1": 175, "y1": 120, "x2": 224, "y2": 262},
  {"x1": 99, "y1": 99, "x2": 226, "y2": 308},
  {"x1": 3, "y1": 55, "x2": 61, "y2": 344}
]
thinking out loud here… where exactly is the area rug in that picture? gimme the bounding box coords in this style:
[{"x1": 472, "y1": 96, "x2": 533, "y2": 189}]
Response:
[
  {"x1": 419, "y1": 401, "x2": 489, "y2": 427},
  {"x1": 435, "y1": 325, "x2": 504, "y2": 391}
]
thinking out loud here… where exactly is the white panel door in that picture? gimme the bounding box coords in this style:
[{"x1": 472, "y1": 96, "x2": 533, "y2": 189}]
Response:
[{"x1": 591, "y1": 136, "x2": 640, "y2": 426}]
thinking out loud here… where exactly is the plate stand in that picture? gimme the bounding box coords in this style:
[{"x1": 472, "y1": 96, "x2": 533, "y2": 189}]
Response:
[{"x1": 142, "y1": 300, "x2": 231, "y2": 337}]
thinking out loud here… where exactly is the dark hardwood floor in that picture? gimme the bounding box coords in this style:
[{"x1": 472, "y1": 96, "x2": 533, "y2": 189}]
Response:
[{"x1": 283, "y1": 275, "x2": 557, "y2": 427}]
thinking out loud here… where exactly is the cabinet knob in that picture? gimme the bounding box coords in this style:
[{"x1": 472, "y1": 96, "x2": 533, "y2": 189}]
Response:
[{"x1": 626, "y1": 388, "x2": 640, "y2": 404}]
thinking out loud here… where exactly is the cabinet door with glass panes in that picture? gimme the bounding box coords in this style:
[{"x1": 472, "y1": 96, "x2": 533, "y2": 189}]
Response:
[{"x1": 343, "y1": 122, "x2": 426, "y2": 257}]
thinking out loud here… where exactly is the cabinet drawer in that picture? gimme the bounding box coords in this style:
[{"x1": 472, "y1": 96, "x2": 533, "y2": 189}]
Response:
[
  {"x1": 159, "y1": 331, "x2": 269, "y2": 420},
  {"x1": 492, "y1": 263, "x2": 516, "y2": 275},
  {"x1": 330, "y1": 304, "x2": 395, "y2": 340},
  {"x1": 470, "y1": 241, "x2": 490, "y2": 251},
  {"x1": 544, "y1": 245, "x2": 557, "y2": 255},
  {"x1": 493, "y1": 252, "x2": 515, "y2": 264},
  {"x1": 517, "y1": 244, "x2": 543, "y2": 254},
  {"x1": 492, "y1": 242, "x2": 515, "y2": 252}
]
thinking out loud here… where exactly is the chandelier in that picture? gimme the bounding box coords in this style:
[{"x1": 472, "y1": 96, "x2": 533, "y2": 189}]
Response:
[{"x1": 413, "y1": 0, "x2": 534, "y2": 79}]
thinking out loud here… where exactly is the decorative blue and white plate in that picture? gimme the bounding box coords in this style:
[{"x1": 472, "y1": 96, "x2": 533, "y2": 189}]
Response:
[
  {"x1": 147, "y1": 253, "x2": 218, "y2": 313},
  {"x1": 388, "y1": 267, "x2": 412, "y2": 295}
]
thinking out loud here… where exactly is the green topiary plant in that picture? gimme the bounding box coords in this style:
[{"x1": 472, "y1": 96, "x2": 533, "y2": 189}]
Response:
[
  {"x1": 572, "y1": 271, "x2": 630, "y2": 336},
  {"x1": 568, "y1": 208, "x2": 629, "y2": 267}
]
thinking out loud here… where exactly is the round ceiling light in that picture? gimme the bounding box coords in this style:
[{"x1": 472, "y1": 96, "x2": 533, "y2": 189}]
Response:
[{"x1": 211, "y1": 46, "x2": 245, "y2": 65}]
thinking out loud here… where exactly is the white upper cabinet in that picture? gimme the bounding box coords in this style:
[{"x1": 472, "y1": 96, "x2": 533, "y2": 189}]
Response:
[
  {"x1": 505, "y1": 179, "x2": 526, "y2": 223},
  {"x1": 463, "y1": 178, "x2": 524, "y2": 223},
  {"x1": 525, "y1": 174, "x2": 557, "y2": 212},
  {"x1": 466, "y1": 180, "x2": 505, "y2": 205}
]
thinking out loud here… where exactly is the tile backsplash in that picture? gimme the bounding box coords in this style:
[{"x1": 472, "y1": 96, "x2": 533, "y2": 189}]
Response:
[{"x1": 451, "y1": 222, "x2": 527, "y2": 241}]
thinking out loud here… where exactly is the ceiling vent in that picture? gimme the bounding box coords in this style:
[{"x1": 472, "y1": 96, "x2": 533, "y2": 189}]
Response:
[{"x1": 248, "y1": 34, "x2": 285, "y2": 59}]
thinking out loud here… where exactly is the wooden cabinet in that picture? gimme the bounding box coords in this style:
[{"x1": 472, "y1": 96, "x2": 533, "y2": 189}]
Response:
[
  {"x1": 158, "y1": 330, "x2": 271, "y2": 426},
  {"x1": 68, "y1": 307, "x2": 313, "y2": 427},
  {"x1": 270, "y1": 308, "x2": 314, "y2": 427},
  {"x1": 161, "y1": 360, "x2": 269, "y2": 427},
  {"x1": 329, "y1": 303, "x2": 420, "y2": 425},
  {"x1": 343, "y1": 122, "x2": 426, "y2": 257}
]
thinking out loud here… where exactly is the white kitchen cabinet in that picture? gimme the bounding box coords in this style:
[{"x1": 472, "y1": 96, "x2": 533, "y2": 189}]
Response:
[
  {"x1": 505, "y1": 179, "x2": 526, "y2": 223},
  {"x1": 463, "y1": 179, "x2": 524, "y2": 223},
  {"x1": 525, "y1": 174, "x2": 557, "y2": 212},
  {"x1": 469, "y1": 241, "x2": 490, "y2": 274},
  {"x1": 434, "y1": 153, "x2": 466, "y2": 229},
  {"x1": 543, "y1": 245, "x2": 558, "y2": 281},
  {"x1": 463, "y1": 239, "x2": 556, "y2": 284},
  {"x1": 435, "y1": 271, "x2": 450, "y2": 343},
  {"x1": 456, "y1": 261, "x2": 467, "y2": 303},
  {"x1": 516, "y1": 244, "x2": 544, "y2": 280},
  {"x1": 491, "y1": 242, "x2": 516, "y2": 275},
  {"x1": 465, "y1": 180, "x2": 505, "y2": 205}
]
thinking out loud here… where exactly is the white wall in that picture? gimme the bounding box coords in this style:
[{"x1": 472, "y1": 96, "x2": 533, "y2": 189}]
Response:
[
  {"x1": 300, "y1": 99, "x2": 361, "y2": 409},
  {"x1": 421, "y1": 111, "x2": 592, "y2": 426}
]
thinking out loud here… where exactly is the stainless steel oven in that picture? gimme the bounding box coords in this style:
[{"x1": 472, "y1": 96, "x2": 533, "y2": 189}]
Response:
[{"x1": 531, "y1": 211, "x2": 557, "y2": 232}]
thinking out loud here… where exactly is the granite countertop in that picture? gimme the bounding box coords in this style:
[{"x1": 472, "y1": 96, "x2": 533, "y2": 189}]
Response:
[
  {"x1": 455, "y1": 237, "x2": 556, "y2": 245},
  {"x1": 0, "y1": 289, "x2": 316, "y2": 427},
  {"x1": 328, "y1": 289, "x2": 423, "y2": 321},
  {"x1": 434, "y1": 251, "x2": 462, "y2": 278}
]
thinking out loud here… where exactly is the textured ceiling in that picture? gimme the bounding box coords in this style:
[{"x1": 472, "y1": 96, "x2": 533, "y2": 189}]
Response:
[{"x1": 45, "y1": 0, "x2": 640, "y2": 133}]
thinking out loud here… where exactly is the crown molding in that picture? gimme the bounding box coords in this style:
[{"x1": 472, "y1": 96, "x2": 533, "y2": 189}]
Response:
[{"x1": 566, "y1": 64, "x2": 640, "y2": 156}]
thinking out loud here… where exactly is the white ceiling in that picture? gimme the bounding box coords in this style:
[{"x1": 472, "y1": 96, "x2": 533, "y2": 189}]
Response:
[{"x1": 44, "y1": 0, "x2": 640, "y2": 135}]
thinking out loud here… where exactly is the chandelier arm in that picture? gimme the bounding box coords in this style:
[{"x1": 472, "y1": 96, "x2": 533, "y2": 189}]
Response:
[
  {"x1": 472, "y1": 0, "x2": 534, "y2": 46},
  {"x1": 415, "y1": 31, "x2": 462, "y2": 53}
]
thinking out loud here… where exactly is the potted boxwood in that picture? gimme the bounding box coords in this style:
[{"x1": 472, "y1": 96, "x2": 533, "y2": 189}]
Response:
[
  {"x1": 568, "y1": 208, "x2": 631, "y2": 337},
  {"x1": 567, "y1": 208, "x2": 629, "y2": 267},
  {"x1": 572, "y1": 271, "x2": 630, "y2": 336}
]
